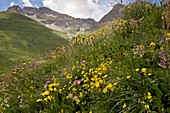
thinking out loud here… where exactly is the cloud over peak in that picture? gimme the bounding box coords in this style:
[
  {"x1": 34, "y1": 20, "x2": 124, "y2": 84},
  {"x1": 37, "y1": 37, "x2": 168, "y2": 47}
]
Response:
[
  {"x1": 42, "y1": 0, "x2": 117, "y2": 21},
  {"x1": 21, "y1": 0, "x2": 33, "y2": 7},
  {"x1": 10, "y1": 2, "x2": 18, "y2": 7}
]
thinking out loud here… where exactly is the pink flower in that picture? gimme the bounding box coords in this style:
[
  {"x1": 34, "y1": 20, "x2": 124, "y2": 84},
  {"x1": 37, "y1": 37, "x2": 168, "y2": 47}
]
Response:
[{"x1": 74, "y1": 80, "x2": 82, "y2": 83}]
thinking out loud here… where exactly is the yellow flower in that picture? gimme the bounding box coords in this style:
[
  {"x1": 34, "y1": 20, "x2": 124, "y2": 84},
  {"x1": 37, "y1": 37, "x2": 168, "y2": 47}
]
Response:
[
  {"x1": 147, "y1": 92, "x2": 152, "y2": 99},
  {"x1": 140, "y1": 45, "x2": 144, "y2": 49},
  {"x1": 135, "y1": 68, "x2": 140, "y2": 72},
  {"x1": 28, "y1": 61, "x2": 31, "y2": 64},
  {"x1": 11, "y1": 71, "x2": 17, "y2": 75},
  {"x1": 141, "y1": 101, "x2": 145, "y2": 104},
  {"x1": 89, "y1": 111, "x2": 92, "y2": 113},
  {"x1": 107, "y1": 83, "x2": 113, "y2": 89},
  {"x1": 72, "y1": 87, "x2": 77, "y2": 92},
  {"x1": 66, "y1": 74, "x2": 72, "y2": 79},
  {"x1": 103, "y1": 87, "x2": 108, "y2": 93},
  {"x1": 81, "y1": 71, "x2": 85, "y2": 75},
  {"x1": 47, "y1": 96, "x2": 52, "y2": 100},
  {"x1": 167, "y1": 33, "x2": 170, "y2": 37},
  {"x1": 126, "y1": 5, "x2": 130, "y2": 9},
  {"x1": 95, "y1": 82, "x2": 99, "y2": 88},
  {"x1": 145, "y1": 4, "x2": 149, "y2": 7},
  {"x1": 41, "y1": 91, "x2": 50, "y2": 96},
  {"x1": 36, "y1": 99, "x2": 42, "y2": 102},
  {"x1": 148, "y1": 73, "x2": 152, "y2": 76},
  {"x1": 44, "y1": 96, "x2": 52, "y2": 102},
  {"x1": 1, "y1": 74, "x2": 6, "y2": 76},
  {"x1": 126, "y1": 75, "x2": 131, "y2": 79},
  {"x1": 99, "y1": 79, "x2": 104, "y2": 84},
  {"x1": 113, "y1": 82, "x2": 117, "y2": 86},
  {"x1": 90, "y1": 35, "x2": 94, "y2": 39},
  {"x1": 49, "y1": 83, "x2": 58, "y2": 87},
  {"x1": 79, "y1": 92, "x2": 83, "y2": 98},
  {"x1": 150, "y1": 42, "x2": 155, "y2": 47},
  {"x1": 44, "y1": 97, "x2": 48, "y2": 102},
  {"x1": 144, "y1": 105, "x2": 149, "y2": 109},
  {"x1": 72, "y1": 66, "x2": 76, "y2": 70},
  {"x1": 141, "y1": 68, "x2": 147, "y2": 73},
  {"x1": 48, "y1": 83, "x2": 58, "y2": 91},
  {"x1": 123, "y1": 103, "x2": 127, "y2": 108}
]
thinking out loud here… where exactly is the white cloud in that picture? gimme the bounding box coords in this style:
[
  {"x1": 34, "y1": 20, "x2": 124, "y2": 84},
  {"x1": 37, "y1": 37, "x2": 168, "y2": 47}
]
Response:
[
  {"x1": 42, "y1": 0, "x2": 117, "y2": 22},
  {"x1": 10, "y1": 2, "x2": 18, "y2": 7},
  {"x1": 21, "y1": 0, "x2": 33, "y2": 7}
]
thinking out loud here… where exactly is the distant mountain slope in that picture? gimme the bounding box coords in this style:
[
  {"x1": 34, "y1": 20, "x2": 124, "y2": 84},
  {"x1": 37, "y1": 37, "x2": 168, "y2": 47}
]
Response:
[
  {"x1": 0, "y1": 11, "x2": 68, "y2": 73},
  {"x1": 99, "y1": 4, "x2": 125, "y2": 24},
  {"x1": 7, "y1": 5, "x2": 98, "y2": 36}
]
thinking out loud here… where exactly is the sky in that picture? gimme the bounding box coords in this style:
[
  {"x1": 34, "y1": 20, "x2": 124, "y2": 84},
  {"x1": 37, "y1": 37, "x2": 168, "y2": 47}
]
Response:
[{"x1": 0, "y1": 0, "x2": 159, "y2": 21}]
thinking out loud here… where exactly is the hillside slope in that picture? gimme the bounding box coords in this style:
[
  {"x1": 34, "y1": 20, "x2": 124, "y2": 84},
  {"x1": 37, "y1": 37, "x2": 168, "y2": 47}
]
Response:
[
  {"x1": 99, "y1": 4, "x2": 125, "y2": 24},
  {"x1": 0, "y1": 11, "x2": 68, "y2": 73}
]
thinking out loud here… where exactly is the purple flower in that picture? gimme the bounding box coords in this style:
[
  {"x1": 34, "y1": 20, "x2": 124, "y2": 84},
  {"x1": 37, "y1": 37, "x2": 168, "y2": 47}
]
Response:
[
  {"x1": 159, "y1": 51, "x2": 164, "y2": 55},
  {"x1": 74, "y1": 80, "x2": 82, "y2": 83},
  {"x1": 46, "y1": 78, "x2": 50, "y2": 84},
  {"x1": 139, "y1": 70, "x2": 143, "y2": 75},
  {"x1": 160, "y1": 38, "x2": 164, "y2": 44},
  {"x1": 160, "y1": 60, "x2": 169, "y2": 66},
  {"x1": 159, "y1": 51, "x2": 168, "y2": 58}
]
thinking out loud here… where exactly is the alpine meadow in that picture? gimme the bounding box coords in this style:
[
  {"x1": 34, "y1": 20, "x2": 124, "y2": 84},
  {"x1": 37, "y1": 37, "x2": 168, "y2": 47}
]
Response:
[{"x1": 0, "y1": 0, "x2": 170, "y2": 113}]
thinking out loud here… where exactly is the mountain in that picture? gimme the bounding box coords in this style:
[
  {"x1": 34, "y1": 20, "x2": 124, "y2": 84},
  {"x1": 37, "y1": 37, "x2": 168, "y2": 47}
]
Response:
[
  {"x1": 0, "y1": 11, "x2": 68, "y2": 73},
  {"x1": 99, "y1": 4, "x2": 125, "y2": 24},
  {"x1": 7, "y1": 5, "x2": 98, "y2": 36}
]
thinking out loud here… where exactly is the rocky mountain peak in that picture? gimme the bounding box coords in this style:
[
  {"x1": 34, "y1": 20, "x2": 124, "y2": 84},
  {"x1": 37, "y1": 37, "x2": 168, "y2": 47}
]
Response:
[
  {"x1": 7, "y1": 5, "x2": 24, "y2": 14},
  {"x1": 99, "y1": 3, "x2": 125, "y2": 24}
]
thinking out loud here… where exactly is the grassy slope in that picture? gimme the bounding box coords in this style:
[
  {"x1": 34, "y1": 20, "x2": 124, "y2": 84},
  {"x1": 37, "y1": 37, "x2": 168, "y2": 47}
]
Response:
[
  {"x1": 0, "y1": 11, "x2": 68, "y2": 73},
  {"x1": 1, "y1": 3, "x2": 170, "y2": 113}
]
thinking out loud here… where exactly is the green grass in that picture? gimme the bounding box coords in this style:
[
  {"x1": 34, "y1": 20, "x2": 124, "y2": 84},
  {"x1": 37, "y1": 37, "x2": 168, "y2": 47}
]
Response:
[{"x1": 0, "y1": 11, "x2": 68, "y2": 74}]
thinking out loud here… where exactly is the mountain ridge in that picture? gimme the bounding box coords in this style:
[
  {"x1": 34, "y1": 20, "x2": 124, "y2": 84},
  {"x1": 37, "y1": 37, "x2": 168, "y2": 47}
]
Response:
[
  {"x1": 7, "y1": 5, "x2": 98, "y2": 36},
  {"x1": 7, "y1": 4, "x2": 125, "y2": 36}
]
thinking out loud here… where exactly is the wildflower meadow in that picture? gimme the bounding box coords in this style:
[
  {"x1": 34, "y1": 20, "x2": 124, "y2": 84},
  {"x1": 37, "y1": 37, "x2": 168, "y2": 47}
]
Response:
[{"x1": 0, "y1": 0, "x2": 170, "y2": 113}]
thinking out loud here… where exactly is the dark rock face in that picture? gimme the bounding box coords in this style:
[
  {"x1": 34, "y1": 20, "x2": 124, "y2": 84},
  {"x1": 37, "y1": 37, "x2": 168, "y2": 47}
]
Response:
[{"x1": 99, "y1": 4, "x2": 125, "y2": 24}]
